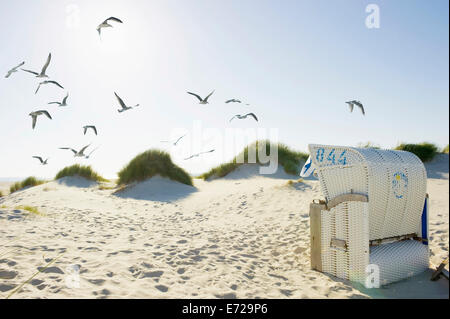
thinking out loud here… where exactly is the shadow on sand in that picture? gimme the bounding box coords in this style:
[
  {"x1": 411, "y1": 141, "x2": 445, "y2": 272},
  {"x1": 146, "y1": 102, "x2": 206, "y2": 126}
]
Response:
[
  {"x1": 425, "y1": 153, "x2": 449, "y2": 179},
  {"x1": 55, "y1": 176, "x2": 98, "y2": 188},
  {"x1": 114, "y1": 176, "x2": 197, "y2": 202}
]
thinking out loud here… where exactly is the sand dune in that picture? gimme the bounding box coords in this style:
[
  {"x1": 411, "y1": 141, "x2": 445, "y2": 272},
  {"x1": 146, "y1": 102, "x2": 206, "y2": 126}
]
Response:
[{"x1": 0, "y1": 157, "x2": 448, "y2": 299}]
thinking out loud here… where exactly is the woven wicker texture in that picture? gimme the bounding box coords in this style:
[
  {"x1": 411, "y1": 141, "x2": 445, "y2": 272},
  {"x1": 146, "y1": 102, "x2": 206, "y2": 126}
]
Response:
[{"x1": 308, "y1": 144, "x2": 427, "y2": 241}]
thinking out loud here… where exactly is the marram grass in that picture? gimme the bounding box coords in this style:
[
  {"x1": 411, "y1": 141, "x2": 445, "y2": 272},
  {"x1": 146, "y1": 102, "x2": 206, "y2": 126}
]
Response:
[
  {"x1": 9, "y1": 177, "x2": 46, "y2": 194},
  {"x1": 16, "y1": 205, "x2": 45, "y2": 216},
  {"x1": 118, "y1": 149, "x2": 193, "y2": 186},
  {"x1": 395, "y1": 142, "x2": 439, "y2": 162},
  {"x1": 55, "y1": 164, "x2": 107, "y2": 182},
  {"x1": 199, "y1": 140, "x2": 308, "y2": 180},
  {"x1": 443, "y1": 144, "x2": 449, "y2": 154}
]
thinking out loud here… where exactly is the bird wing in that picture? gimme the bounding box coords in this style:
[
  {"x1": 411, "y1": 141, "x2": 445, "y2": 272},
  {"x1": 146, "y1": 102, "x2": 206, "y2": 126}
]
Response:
[
  {"x1": 35, "y1": 83, "x2": 41, "y2": 94},
  {"x1": 184, "y1": 155, "x2": 194, "y2": 160},
  {"x1": 31, "y1": 115, "x2": 37, "y2": 129},
  {"x1": 48, "y1": 102, "x2": 61, "y2": 105},
  {"x1": 48, "y1": 81, "x2": 64, "y2": 89},
  {"x1": 106, "y1": 17, "x2": 123, "y2": 24},
  {"x1": 5, "y1": 71, "x2": 12, "y2": 78},
  {"x1": 353, "y1": 101, "x2": 365, "y2": 115},
  {"x1": 83, "y1": 126, "x2": 87, "y2": 135},
  {"x1": 225, "y1": 100, "x2": 233, "y2": 103},
  {"x1": 40, "y1": 110, "x2": 52, "y2": 120},
  {"x1": 187, "y1": 92, "x2": 203, "y2": 102},
  {"x1": 246, "y1": 113, "x2": 258, "y2": 121},
  {"x1": 21, "y1": 69, "x2": 39, "y2": 76},
  {"x1": 201, "y1": 149, "x2": 215, "y2": 154},
  {"x1": 60, "y1": 147, "x2": 77, "y2": 154},
  {"x1": 32, "y1": 156, "x2": 43, "y2": 163},
  {"x1": 91, "y1": 126, "x2": 98, "y2": 135},
  {"x1": 229, "y1": 115, "x2": 237, "y2": 122},
  {"x1": 87, "y1": 147, "x2": 99, "y2": 157},
  {"x1": 62, "y1": 93, "x2": 69, "y2": 104},
  {"x1": 79, "y1": 144, "x2": 91, "y2": 154},
  {"x1": 40, "y1": 53, "x2": 51, "y2": 75},
  {"x1": 175, "y1": 135, "x2": 186, "y2": 144},
  {"x1": 204, "y1": 90, "x2": 215, "y2": 102},
  {"x1": 346, "y1": 101, "x2": 354, "y2": 112},
  {"x1": 114, "y1": 92, "x2": 127, "y2": 108}
]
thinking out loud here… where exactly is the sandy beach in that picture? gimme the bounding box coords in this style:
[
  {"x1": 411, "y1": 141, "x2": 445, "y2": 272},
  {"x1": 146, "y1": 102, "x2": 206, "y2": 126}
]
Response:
[{"x1": 0, "y1": 154, "x2": 448, "y2": 299}]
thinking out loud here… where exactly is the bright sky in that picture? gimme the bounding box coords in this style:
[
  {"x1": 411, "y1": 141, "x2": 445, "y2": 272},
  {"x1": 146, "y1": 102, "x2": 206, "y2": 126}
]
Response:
[{"x1": 0, "y1": 0, "x2": 448, "y2": 179}]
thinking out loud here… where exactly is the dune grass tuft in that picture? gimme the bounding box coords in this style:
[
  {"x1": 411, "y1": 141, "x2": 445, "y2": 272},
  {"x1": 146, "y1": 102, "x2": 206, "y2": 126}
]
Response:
[
  {"x1": 199, "y1": 140, "x2": 308, "y2": 180},
  {"x1": 357, "y1": 141, "x2": 381, "y2": 149},
  {"x1": 118, "y1": 149, "x2": 193, "y2": 186},
  {"x1": 55, "y1": 164, "x2": 107, "y2": 182},
  {"x1": 395, "y1": 142, "x2": 439, "y2": 162},
  {"x1": 0, "y1": 190, "x2": 3, "y2": 198},
  {"x1": 443, "y1": 144, "x2": 449, "y2": 154},
  {"x1": 9, "y1": 177, "x2": 46, "y2": 194},
  {"x1": 16, "y1": 205, "x2": 44, "y2": 216}
]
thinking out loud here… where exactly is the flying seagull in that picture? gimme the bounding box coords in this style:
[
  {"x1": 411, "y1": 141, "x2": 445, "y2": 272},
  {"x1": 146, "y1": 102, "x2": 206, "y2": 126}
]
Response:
[
  {"x1": 161, "y1": 134, "x2": 186, "y2": 146},
  {"x1": 225, "y1": 99, "x2": 242, "y2": 104},
  {"x1": 229, "y1": 113, "x2": 258, "y2": 122},
  {"x1": 85, "y1": 147, "x2": 99, "y2": 159},
  {"x1": 184, "y1": 149, "x2": 215, "y2": 160},
  {"x1": 59, "y1": 144, "x2": 91, "y2": 157},
  {"x1": 29, "y1": 110, "x2": 52, "y2": 129},
  {"x1": 21, "y1": 53, "x2": 51, "y2": 78},
  {"x1": 346, "y1": 100, "x2": 365, "y2": 116},
  {"x1": 187, "y1": 90, "x2": 215, "y2": 104},
  {"x1": 5, "y1": 61, "x2": 25, "y2": 78},
  {"x1": 48, "y1": 93, "x2": 69, "y2": 107},
  {"x1": 83, "y1": 125, "x2": 97, "y2": 136},
  {"x1": 97, "y1": 17, "x2": 123, "y2": 36},
  {"x1": 32, "y1": 156, "x2": 49, "y2": 165},
  {"x1": 35, "y1": 80, "x2": 64, "y2": 94},
  {"x1": 115, "y1": 92, "x2": 139, "y2": 113}
]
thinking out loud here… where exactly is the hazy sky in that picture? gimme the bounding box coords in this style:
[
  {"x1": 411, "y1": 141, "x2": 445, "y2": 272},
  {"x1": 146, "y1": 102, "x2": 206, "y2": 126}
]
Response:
[{"x1": 0, "y1": 0, "x2": 448, "y2": 179}]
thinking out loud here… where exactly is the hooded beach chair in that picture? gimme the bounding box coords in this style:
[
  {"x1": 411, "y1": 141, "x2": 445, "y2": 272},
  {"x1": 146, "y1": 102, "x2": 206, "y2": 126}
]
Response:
[{"x1": 306, "y1": 144, "x2": 429, "y2": 286}]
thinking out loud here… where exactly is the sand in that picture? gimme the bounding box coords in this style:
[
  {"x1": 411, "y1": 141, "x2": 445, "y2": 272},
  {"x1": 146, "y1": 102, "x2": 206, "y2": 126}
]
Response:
[{"x1": 0, "y1": 155, "x2": 448, "y2": 299}]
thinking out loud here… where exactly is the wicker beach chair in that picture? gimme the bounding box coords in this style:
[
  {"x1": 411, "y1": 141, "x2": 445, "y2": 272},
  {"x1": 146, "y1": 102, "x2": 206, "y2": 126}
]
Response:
[{"x1": 308, "y1": 144, "x2": 429, "y2": 286}]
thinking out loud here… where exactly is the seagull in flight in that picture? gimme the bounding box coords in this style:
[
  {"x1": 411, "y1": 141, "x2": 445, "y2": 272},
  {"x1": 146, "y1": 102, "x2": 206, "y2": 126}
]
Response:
[
  {"x1": 59, "y1": 144, "x2": 91, "y2": 157},
  {"x1": 5, "y1": 61, "x2": 25, "y2": 78},
  {"x1": 161, "y1": 134, "x2": 186, "y2": 146},
  {"x1": 115, "y1": 92, "x2": 139, "y2": 113},
  {"x1": 85, "y1": 147, "x2": 99, "y2": 159},
  {"x1": 346, "y1": 100, "x2": 365, "y2": 116},
  {"x1": 21, "y1": 53, "x2": 51, "y2": 78},
  {"x1": 229, "y1": 113, "x2": 258, "y2": 122},
  {"x1": 83, "y1": 125, "x2": 98, "y2": 136},
  {"x1": 29, "y1": 110, "x2": 52, "y2": 129},
  {"x1": 225, "y1": 99, "x2": 242, "y2": 104},
  {"x1": 184, "y1": 149, "x2": 215, "y2": 160},
  {"x1": 32, "y1": 156, "x2": 49, "y2": 165},
  {"x1": 187, "y1": 90, "x2": 215, "y2": 104},
  {"x1": 35, "y1": 80, "x2": 64, "y2": 94},
  {"x1": 97, "y1": 17, "x2": 123, "y2": 36},
  {"x1": 48, "y1": 93, "x2": 69, "y2": 107}
]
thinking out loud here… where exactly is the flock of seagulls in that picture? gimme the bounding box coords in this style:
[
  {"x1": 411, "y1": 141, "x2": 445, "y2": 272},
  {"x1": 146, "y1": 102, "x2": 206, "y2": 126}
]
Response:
[{"x1": 5, "y1": 14, "x2": 367, "y2": 168}]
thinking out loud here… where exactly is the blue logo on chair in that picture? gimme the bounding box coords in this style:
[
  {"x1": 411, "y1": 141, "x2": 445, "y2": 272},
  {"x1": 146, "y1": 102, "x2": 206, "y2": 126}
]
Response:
[{"x1": 392, "y1": 172, "x2": 408, "y2": 199}]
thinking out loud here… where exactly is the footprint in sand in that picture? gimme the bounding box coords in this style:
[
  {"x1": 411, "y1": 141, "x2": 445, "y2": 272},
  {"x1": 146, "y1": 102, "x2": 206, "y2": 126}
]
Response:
[{"x1": 155, "y1": 284, "x2": 169, "y2": 292}]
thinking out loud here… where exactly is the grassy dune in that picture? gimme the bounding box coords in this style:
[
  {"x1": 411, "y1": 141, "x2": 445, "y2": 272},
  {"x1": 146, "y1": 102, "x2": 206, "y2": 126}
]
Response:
[
  {"x1": 443, "y1": 144, "x2": 449, "y2": 154},
  {"x1": 199, "y1": 140, "x2": 308, "y2": 180},
  {"x1": 118, "y1": 149, "x2": 193, "y2": 186},
  {"x1": 55, "y1": 164, "x2": 107, "y2": 182},
  {"x1": 395, "y1": 142, "x2": 439, "y2": 162},
  {"x1": 9, "y1": 177, "x2": 46, "y2": 194}
]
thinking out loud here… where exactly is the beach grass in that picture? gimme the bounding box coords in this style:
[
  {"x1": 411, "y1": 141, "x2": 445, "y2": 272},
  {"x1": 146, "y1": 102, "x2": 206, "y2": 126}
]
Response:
[
  {"x1": 55, "y1": 164, "x2": 107, "y2": 182},
  {"x1": 16, "y1": 205, "x2": 44, "y2": 216},
  {"x1": 199, "y1": 140, "x2": 308, "y2": 180},
  {"x1": 395, "y1": 142, "x2": 439, "y2": 162},
  {"x1": 357, "y1": 141, "x2": 381, "y2": 149},
  {"x1": 118, "y1": 149, "x2": 193, "y2": 186},
  {"x1": 443, "y1": 144, "x2": 449, "y2": 154},
  {"x1": 9, "y1": 177, "x2": 46, "y2": 194},
  {"x1": 0, "y1": 190, "x2": 3, "y2": 198}
]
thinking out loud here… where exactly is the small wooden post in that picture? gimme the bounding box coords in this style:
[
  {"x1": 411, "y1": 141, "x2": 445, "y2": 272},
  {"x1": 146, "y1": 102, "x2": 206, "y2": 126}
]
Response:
[{"x1": 310, "y1": 201, "x2": 327, "y2": 271}]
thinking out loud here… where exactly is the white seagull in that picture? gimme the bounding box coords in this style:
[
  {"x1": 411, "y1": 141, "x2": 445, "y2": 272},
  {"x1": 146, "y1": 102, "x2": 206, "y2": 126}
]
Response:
[
  {"x1": 35, "y1": 80, "x2": 64, "y2": 94},
  {"x1": 161, "y1": 134, "x2": 186, "y2": 146},
  {"x1": 29, "y1": 110, "x2": 52, "y2": 129},
  {"x1": 96, "y1": 17, "x2": 123, "y2": 36},
  {"x1": 346, "y1": 100, "x2": 365, "y2": 116},
  {"x1": 225, "y1": 99, "x2": 242, "y2": 104},
  {"x1": 21, "y1": 53, "x2": 51, "y2": 78},
  {"x1": 184, "y1": 149, "x2": 215, "y2": 160},
  {"x1": 59, "y1": 144, "x2": 91, "y2": 157},
  {"x1": 32, "y1": 156, "x2": 49, "y2": 165},
  {"x1": 83, "y1": 125, "x2": 98, "y2": 136},
  {"x1": 115, "y1": 92, "x2": 139, "y2": 113},
  {"x1": 48, "y1": 93, "x2": 69, "y2": 107},
  {"x1": 187, "y1": 90, "x2": 215, "y2": 104},
  {"x1": 5, "y1": 61, "x2": 25, "y2": 78},
  {"x1": 229, "y1": 113, "x2": 258, "y2": 122}
]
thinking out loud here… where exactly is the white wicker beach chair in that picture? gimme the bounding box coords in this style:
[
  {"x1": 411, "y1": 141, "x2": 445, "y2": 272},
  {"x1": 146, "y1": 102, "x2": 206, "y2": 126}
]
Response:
[{"x1": 308, "y1": 144, "x2": 429, "y2": 286}]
